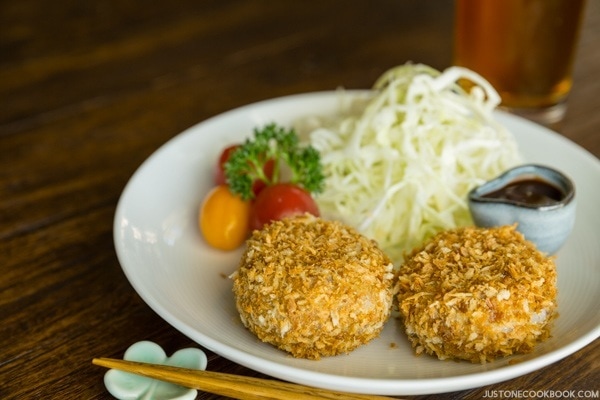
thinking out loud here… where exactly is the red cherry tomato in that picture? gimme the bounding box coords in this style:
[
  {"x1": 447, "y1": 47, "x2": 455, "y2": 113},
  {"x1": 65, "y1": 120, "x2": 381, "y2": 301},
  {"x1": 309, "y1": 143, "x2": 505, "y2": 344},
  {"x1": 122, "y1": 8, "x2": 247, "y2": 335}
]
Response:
[
  {"x1": 214, "y1": 145, "x2": 240, "y2": 186},
  {"x1": 250, "y1": 183, "x2": 320, "y2": 231},
  {"x1": 214, "y1": 144, "x2": 276, "y2": 196}
]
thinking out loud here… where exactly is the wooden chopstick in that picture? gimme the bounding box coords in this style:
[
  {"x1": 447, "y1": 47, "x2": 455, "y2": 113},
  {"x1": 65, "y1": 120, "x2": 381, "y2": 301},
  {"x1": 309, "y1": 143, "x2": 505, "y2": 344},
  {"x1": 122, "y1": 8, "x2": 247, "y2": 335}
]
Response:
[{"x1": 93, "y1": 357, "x2": 399, "y2": 400}]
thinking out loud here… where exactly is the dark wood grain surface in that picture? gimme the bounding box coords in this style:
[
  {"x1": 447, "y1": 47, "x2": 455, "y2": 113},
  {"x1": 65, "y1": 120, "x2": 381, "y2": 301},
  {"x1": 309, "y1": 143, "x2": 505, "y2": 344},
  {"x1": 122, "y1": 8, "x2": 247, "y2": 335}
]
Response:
[{"x1": 1, "y1": 1, "x2": 598, "y2": 399}]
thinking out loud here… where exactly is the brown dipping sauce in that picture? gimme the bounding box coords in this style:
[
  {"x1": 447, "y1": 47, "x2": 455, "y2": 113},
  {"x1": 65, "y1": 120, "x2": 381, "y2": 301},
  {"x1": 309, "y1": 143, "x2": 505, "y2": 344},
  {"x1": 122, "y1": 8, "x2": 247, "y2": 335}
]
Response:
[{"x1": 481, "y1": 178, "x2": 565, "y2": 207}]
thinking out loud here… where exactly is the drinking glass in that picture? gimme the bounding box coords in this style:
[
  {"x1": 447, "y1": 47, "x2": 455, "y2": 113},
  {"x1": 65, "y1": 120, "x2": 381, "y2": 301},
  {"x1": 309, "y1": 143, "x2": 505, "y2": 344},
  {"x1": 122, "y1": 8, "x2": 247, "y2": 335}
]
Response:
[{"x1": 454, "y1": 0, "x2": 587, "y2": 126}]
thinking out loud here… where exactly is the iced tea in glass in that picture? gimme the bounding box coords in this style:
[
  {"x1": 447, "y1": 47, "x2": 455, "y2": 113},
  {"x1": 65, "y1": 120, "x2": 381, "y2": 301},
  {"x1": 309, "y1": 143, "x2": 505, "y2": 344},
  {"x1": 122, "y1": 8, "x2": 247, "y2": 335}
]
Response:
[{"x1": 454, "y1": 0, "x2": 586, "y2": 124}]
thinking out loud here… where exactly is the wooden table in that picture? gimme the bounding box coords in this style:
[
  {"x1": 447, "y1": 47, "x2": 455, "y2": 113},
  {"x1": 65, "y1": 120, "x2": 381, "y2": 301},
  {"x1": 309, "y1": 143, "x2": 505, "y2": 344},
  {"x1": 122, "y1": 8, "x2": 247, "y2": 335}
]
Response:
[{"x1": 2, "y1": 1, "x2": 598, "y2": 398}]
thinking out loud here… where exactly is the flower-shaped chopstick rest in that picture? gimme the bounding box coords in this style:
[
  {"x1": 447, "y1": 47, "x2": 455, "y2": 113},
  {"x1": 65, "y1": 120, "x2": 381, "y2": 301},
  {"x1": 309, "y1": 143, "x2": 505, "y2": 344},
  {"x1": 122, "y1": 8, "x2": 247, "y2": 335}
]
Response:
[{"x1": 104, "y1": 341, "x2": 208, "y2": 400}]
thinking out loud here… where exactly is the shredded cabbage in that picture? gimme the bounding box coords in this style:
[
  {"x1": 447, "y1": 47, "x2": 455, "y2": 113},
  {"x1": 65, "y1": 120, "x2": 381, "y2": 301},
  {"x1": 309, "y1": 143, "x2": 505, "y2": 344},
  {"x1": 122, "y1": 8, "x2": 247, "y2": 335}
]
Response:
[{"x1": 299, "y1": 64, "x2": 522, "y2": 264}]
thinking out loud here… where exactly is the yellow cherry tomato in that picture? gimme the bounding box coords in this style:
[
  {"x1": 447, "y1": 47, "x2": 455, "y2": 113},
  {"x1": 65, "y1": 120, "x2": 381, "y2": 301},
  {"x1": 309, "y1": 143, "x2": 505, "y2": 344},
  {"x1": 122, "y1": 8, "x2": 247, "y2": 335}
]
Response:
[{"x1": 199, "y1": 185, "x2": 251, "y2": 250}]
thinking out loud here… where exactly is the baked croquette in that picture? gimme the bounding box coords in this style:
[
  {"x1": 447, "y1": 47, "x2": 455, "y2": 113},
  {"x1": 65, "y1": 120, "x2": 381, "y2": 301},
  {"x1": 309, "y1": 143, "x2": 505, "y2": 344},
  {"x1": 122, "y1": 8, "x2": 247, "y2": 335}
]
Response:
[
  {"x1": 395, "y1": 225, "x2": 557, "y2": 363},
  {"x1": 232, "y1": 214, "x2": 395, "y2": 360}
]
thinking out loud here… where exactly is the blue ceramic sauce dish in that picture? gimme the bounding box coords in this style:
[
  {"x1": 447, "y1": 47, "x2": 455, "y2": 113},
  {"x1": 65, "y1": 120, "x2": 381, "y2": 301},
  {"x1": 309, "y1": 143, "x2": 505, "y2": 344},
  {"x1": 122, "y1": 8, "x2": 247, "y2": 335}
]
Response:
[{"x1": 468, "y1": 164, "x2": 576, "y2": 255}]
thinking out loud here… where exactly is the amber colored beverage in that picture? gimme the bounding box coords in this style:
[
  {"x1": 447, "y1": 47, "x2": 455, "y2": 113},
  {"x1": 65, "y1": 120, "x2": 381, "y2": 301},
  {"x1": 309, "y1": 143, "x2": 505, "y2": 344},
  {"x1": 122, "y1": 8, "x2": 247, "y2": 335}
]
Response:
[{"x1": 454, "y1": 0, "x2": 586, "y2": 115}]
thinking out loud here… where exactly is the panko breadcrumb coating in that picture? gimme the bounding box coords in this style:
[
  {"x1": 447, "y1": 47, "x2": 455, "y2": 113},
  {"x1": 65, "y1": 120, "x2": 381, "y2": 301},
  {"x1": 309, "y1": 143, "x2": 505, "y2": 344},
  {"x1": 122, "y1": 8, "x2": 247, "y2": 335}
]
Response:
[
  {"x1": 232, "y1": 214, "x2": 395, "y2": 360},
  {"x1": 395, "y1": 225, "x2": 557, "y2": 363}
]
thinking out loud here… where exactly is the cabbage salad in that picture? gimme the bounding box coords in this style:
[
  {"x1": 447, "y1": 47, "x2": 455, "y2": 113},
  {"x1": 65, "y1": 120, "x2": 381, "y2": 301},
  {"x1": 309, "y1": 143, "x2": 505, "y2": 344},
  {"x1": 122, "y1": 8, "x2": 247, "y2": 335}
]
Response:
[{"x1": 298, "y1": 63, "x2": 522, "y2": 264}]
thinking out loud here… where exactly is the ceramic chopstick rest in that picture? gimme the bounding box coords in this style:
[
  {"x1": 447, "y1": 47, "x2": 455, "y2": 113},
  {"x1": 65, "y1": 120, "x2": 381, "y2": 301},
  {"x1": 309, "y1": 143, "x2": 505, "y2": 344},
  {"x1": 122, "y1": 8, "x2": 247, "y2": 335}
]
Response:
[{"x1": 103, "y1": 341, "x2": 207, "y2": 400}]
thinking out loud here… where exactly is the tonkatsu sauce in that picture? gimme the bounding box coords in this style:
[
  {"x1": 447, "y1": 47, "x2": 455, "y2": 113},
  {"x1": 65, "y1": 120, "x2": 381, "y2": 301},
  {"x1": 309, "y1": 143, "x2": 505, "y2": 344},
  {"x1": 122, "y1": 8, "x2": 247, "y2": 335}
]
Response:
[{"x1": 482, "y1": 178, "x2": 565, "y2": 206}]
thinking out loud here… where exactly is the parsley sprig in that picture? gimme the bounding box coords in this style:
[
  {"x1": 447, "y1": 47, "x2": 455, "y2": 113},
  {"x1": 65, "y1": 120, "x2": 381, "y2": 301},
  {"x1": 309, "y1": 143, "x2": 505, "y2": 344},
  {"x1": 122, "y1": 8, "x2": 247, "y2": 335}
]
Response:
[{"x1": 224, "y1": 123, "x2": 325, "y2": 200}]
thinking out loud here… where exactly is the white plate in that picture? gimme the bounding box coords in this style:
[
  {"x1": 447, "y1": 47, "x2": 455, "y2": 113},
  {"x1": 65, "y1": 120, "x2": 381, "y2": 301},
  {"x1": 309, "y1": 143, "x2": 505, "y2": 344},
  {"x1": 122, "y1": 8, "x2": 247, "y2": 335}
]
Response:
[{"x1": 114, "y1": 91, "x2": 600, "y2": 396}]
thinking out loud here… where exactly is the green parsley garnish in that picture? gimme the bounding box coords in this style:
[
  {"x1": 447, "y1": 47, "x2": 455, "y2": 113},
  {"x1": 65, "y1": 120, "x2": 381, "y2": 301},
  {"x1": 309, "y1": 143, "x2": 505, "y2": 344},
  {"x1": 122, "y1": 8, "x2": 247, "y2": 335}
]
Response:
[{"x1": 224, "y1": 123, "x2": 325, "y2": 200}]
